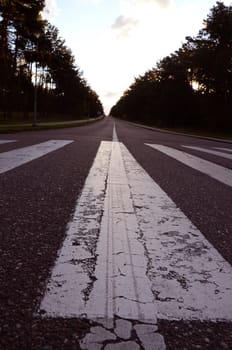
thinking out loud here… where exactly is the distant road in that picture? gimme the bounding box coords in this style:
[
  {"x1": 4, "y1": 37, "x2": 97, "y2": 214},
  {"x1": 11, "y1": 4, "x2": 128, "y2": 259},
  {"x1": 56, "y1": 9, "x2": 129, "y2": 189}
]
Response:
[{"x1": 0, "y1": 118, "x2": 231, "y2": 349}]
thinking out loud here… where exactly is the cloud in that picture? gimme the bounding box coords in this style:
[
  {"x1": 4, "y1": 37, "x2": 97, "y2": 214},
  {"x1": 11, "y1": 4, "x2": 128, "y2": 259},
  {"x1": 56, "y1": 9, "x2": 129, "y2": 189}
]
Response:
[
  {"x1": 43, "y1": 0, "x2": 59, "y2": 21},
  {"x1": 113, "y1": 0, "x2": 170, "y2": 37},
  {"x1": 111, "y1": 15, "x2": 139, "y2": 36},
  {"x1": 104, "y1": 91, "x2": 120, "y2": 98},
  {"x1": 123, "y1": 0, "x2": 170, "y2": 10},
  {"x1": 102, "y1": 91, "x2": 122, "y2": 114},
  {"x1": 81, "y1": 0, "x2": 103, "y2": 4},
  {"x1": 137, "y1": 0, "x2": 170, "y2": 7}
]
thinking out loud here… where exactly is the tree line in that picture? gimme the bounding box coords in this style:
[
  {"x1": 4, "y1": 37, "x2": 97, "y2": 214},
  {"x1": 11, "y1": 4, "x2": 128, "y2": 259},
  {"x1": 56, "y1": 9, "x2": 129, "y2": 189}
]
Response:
[
  {"x1": 0, "y1": 0, "x2": 103, "y2": 120},
  {"x1": 111, "y1": 2, "x2": 232, "y2": 133}
]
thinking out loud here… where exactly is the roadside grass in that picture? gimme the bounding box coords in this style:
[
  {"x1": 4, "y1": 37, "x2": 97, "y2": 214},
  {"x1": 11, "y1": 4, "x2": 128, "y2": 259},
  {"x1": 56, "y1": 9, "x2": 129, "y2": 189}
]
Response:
[
  {"x1": 128, "y1": 120, "x2": 232, "y2": 141},
  {"x1": 0, "y1": 116, "x2": 103, "y2": 134},
  {"x1": 160, "y1": 126, "x2": 232, "y2": 141}
]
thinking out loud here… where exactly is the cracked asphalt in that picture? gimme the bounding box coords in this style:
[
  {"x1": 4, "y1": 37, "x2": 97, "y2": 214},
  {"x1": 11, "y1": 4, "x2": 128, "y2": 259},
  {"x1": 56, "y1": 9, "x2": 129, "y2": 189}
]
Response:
[{"x1": 0, "y1": 117, "x2": 232, "y2": 349}]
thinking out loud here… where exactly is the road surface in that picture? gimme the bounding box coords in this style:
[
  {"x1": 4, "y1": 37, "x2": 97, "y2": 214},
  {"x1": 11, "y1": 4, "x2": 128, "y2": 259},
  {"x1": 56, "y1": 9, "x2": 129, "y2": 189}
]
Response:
[{"x1": 0, "y1": 117, "x2": 231, "y2": 349}]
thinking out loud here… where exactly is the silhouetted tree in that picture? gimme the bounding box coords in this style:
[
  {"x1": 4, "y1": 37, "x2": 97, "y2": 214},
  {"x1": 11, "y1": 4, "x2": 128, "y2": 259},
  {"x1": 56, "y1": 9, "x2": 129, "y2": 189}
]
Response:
[
  {"x1": 111, "y1": 1, "x2": 232, "y2": 132},
  {"x1": 0, "y1": 1, "x2": 103, "y2": 120}
]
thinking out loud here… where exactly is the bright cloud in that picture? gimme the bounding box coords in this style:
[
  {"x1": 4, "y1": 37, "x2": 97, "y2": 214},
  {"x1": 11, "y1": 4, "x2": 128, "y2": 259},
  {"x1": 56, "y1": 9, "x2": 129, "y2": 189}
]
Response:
[
  {"x1": 80, "y1": 0, "x2": 103, "y2": 3},
  {"x1": 111, "y1": 15, "x2": 139, "y2": 36},
  {"x1": 136, "y1": 0, "x2": 170, "y2": 7},
  {"x1": 43, "y1": 0, "x2": 59, "y2": 21},
  {"x1": 104, "y1": 92, "x2": 120, "y2": 98},
  {"x1": 48, "y1": 0, "x2": 232, "y2": 114}
]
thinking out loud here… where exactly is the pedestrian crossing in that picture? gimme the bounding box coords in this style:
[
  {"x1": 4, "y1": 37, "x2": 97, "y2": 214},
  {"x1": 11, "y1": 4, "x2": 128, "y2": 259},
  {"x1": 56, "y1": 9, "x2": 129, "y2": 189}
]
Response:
[
  {"x1": 1, "y1": 133, "x2": 231, "y2": 350},
  {"x1": 0, "y1": 139, "x2": 17, "y2": 144},
  {"x1": 183, "y1": 145, "x2": 232, "y2": 160},
  {"x1": 145, "y1": 144, "x2": 232, "y2": 188},
  {"x1": 39, "y1": 134, "x2": 232, "y2": 324},
  {"x1": 1, "y1": 139, "x2": 230, "y2": 179},
  {"x1": 214, "y1": 147, "x2": 232, "y2": 153},
  {"x1": 0, "y1": 140, "x2": 73, "y2": 174},
  {"x1": 40, "y1": 140, "x2": 158, "y2": 325},
  {"x1": 1, "y1": 137, "x2": 232, "y2": 324}
]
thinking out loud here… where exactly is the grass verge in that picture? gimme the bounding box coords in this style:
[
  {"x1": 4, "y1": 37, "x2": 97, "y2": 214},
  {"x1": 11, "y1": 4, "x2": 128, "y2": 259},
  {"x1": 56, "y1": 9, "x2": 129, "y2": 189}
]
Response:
[
  {"x1": 127, "y1": 120, "x2": 232, "y2": 142},
  {"x1": 0, "y1": 117, "x2": 103, "y2": 134}
]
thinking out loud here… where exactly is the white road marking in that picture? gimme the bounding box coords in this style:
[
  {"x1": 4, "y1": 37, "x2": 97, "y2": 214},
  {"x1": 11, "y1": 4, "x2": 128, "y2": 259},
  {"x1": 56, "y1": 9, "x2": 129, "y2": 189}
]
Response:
[
  {"x1": 86, "y1": 141, "x2": 157, "y2": 323},
  {"x1": 214, "y1": 147, "x2": 232, "y2": 153},
  {"x1": 40, "y1": 139, "x2": 232, "y2": 322},
  {"x1": 0, "y1": 140, "x2": 73, "y2": 174},
  {"x1": 146, "y1": 144, "x2": 232, "y2": 188},
  {"x1": 40, "y1": 140, "x2": 157, "y2": 324},
  {"x1": 183, "y1": 145, "x2": 232, "y2": 160},
  {"x1": 0, "y1": 140, "x2": 17, "y2": 144},
  {"x1": 40, "y1": 140, "x2": 112, "y2": 319},
  {"x1": 113, "y1": 124, "x2": 119, "y2": 142},
  {"x1": 122, "y1": 144, "x2": 232, "y2": 321}
]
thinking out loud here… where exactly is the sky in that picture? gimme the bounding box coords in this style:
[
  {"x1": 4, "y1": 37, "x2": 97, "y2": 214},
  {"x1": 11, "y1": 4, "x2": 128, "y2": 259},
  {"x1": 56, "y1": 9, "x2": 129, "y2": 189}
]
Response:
[{"x1": 44, "y1": 0, "x2": 232, "y2": 114}]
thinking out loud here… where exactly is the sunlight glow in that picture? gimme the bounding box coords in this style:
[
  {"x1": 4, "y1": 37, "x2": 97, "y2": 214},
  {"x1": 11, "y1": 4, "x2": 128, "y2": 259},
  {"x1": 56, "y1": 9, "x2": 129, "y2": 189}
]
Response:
[{"x1": 45, "y1": 0, "x2": 232, "y2": 113}]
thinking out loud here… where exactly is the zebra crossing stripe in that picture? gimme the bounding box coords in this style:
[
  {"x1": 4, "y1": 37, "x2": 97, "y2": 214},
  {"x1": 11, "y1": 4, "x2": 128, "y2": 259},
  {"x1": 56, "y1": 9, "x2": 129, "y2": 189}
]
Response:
[
  {"x1": 0, "y1": 140, "x2": 17, "y2": 144},
  {"x1": 0, "y1": 140, "x2": 73, "y2": 174},
  {"x1": 145, "y1": 144, "x2": 232, "y2": 188},
  {"x1": 40, "y1": 140, "x2": 112, "y2": 319},
  {"x1": 40, "y1": 138, "x2": 232, "y2": 322},
  {"x1": 122, "y1": 143, "x2": 232, "y2": 321},
  {"x1": 213, "y1": 147, "x2": 232, "y2": 153},
  {"x1": 183, "y1": 145, "x2": 232, "y2": 160},
  {"x1": 40, "y1": 140, "x2": 157, "y2": 324}
]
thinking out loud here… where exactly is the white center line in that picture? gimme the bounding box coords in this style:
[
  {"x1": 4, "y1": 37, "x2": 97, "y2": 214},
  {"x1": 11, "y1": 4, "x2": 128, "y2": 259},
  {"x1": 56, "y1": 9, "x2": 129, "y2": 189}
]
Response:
[
  {"x1": 86, "y1": 140, "x2": 157, "y2": 323},
  {"x1": 40, "y1": 139, "x2": 157, "y2": 324},
  {"x1": 146, "y1": 144, "x2": 232, "y2": 188},
  {"x1": 113, "y1": 124, "x2": 119, "y2": 142},
  {"x1": 183, "y1": 145, "x2": 232, "y2": 160},
  {"x1": 0, "y1": 140, "x2": 73, "y2": 174}
]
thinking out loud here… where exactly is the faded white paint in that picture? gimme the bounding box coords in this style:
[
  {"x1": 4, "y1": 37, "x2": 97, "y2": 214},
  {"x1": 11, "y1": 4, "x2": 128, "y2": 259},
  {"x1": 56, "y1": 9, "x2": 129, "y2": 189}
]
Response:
[
  {"x1": 86, "y1": 140, "x2": 157, "y2": 323},
  {"x1": 0, "y1": 140, "x2": 17, "y2": 144},
  {"x1": 80, "y1": 321, "x2": 165, "y2": 350},
  {"x1": 114, "y1": 319, "x2": 132, "y2": 340},
  {"x1": 146, "y1": 144, "x2": 232, "y2": 188},
  {"x1": 40, "y1": 140, "x2": 157, "y2": 323},
  {"x1": 122, "y1": 143, "x2": 232, "y2": 321},
  {"x1": 183, "y1": 145, "x2": 232, "y2": 160},
  {"x1": 40, "y1": 137, "x2": 232, "y2": 322},
  {"x1": 80, "y1": 326, "x2": 116, "y2": 350},
  {"x1": 113, "y1": 124, "x2": 119, "y2": 142},
  {"x1": 0, "y1": 140, "x2": 73, "y2": 174},
  {"x1": 214, "y1": 147, "x2": 232, "y2": 153},
  {"x1": 40, "y1": 141, "x2": 112, "y2": 318}
]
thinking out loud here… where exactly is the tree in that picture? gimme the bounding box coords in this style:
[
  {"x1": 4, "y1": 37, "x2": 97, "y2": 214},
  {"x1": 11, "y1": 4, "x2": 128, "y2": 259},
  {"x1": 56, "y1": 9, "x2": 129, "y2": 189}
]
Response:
[
  {"x1": 186, "y1": 2, "x2": 232, "y2": 100},
  {"x1": 111, "y1": 1, "x2": 232, "y2": 132},
  {"x1": 0, "y1": 1, "x2": 45, "y2": 117},
  {"x1": 0, "y1": 2, "x2": 103, "y2": 120}
]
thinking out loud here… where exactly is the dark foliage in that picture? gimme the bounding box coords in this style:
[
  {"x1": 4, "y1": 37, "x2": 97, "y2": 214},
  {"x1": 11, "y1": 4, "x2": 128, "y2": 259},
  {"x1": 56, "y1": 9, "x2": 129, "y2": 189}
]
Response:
[
  {"x1": 110, "y1": 2, "x2": 232, "y2": 132},
  {"x1": 0, "y1": 1, "x2": 103, "y2": 120}
]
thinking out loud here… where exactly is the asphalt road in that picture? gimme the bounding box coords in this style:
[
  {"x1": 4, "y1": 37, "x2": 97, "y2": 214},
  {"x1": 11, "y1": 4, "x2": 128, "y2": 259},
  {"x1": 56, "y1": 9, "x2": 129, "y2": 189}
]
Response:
[{"x1": 0, "y1": 117, "x2": 231, "y2": 350}]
